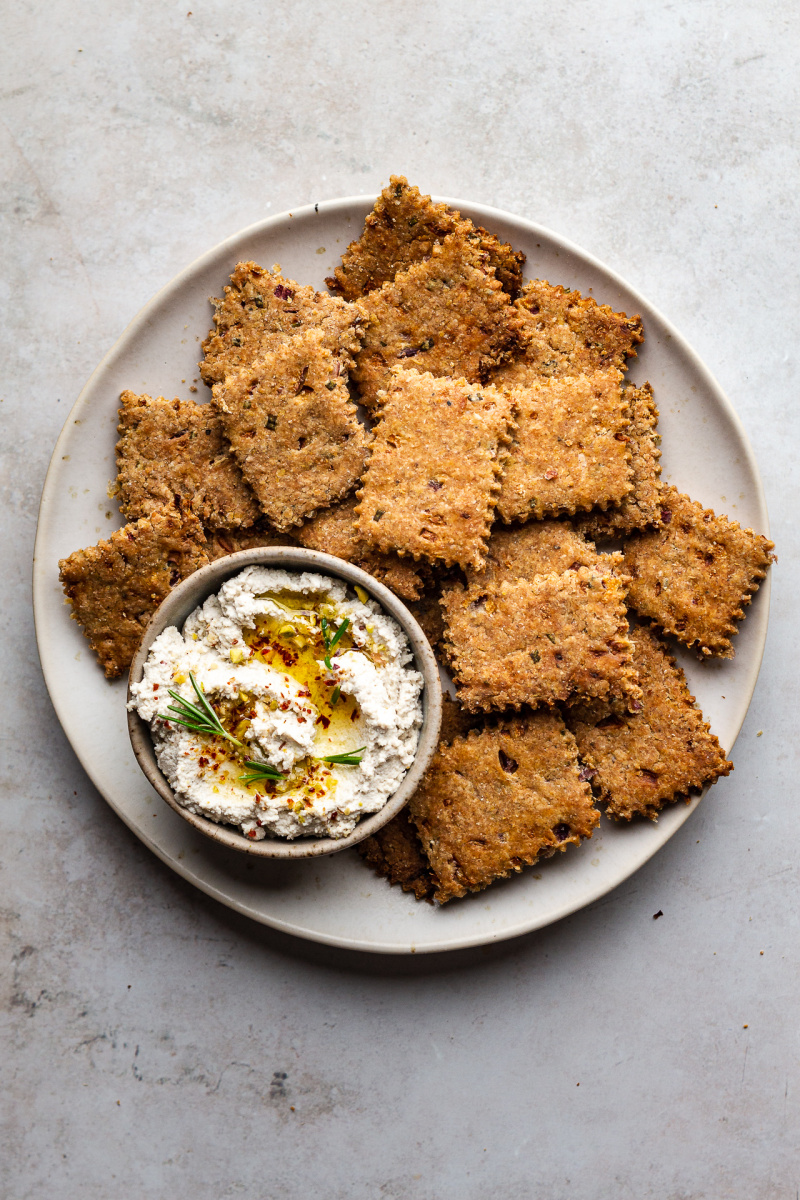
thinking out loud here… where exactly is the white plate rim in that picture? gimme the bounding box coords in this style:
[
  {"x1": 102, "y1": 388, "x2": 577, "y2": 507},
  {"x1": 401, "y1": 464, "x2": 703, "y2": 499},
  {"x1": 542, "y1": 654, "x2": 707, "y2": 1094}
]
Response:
[{"x1": 33, "y1": 194, "x2": 771, "y2": 954}]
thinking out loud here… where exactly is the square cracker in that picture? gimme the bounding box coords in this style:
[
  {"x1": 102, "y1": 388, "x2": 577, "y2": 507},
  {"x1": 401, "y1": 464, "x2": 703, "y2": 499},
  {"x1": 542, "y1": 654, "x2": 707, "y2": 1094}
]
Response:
[
  {"x1": 58, "y1": 506, "x2": 209, "y2": 679},
  {"x1": 492, "y1": 280, "x2": 643, "y2": 388},
  {"x1": 327, "y1": 174, "x2": 525, "y2": 301},
  {"x1": 294, "y1": 494, "x2": 426, "y2": 600},
  {"x1": 623, "y1": 486, "x2": 775, "y2": 657},
  {"x1": 351, "y1": 230, "x2": 521, "y2": 412},
  {"x1": 574, "y1": 381, "x2": 663, "y2": 539},
  {"x1": 212, "y1": 328, "x2": 368, "y2": 532},
  {"x1": 115, "y1": 391, "x2": 260, "y2": 531},
  {"x1": 454, "y1": 519, "x2": 614, "y2": 590},
  {"x1": 408, "y1": 713, "x2": 599, "y2": 903},
  {"x1": 496, "y1": 372, "x2": 633, "y2": 522},
  {"x1": 568, "y1": 625, "x2": 732, "y2": 820},
  {"x1": 357, "y1": 697, "x2": 483, "y2": 901},
  {"x1": 442, "y1": 565, "x2": 640, "y2": 713},
  {"x1": 355, "y1": 367, "x2": 515, "y2": 571},
  {"x1": 200, "y1": 261, "x2": 363, "y2": 387}
]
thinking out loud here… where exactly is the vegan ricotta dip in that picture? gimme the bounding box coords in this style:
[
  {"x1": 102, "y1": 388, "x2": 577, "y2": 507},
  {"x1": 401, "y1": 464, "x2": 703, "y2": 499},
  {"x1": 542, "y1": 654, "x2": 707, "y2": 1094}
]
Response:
[{"x1": 130, "y1": 566, "x2": 424, "y2": 840}]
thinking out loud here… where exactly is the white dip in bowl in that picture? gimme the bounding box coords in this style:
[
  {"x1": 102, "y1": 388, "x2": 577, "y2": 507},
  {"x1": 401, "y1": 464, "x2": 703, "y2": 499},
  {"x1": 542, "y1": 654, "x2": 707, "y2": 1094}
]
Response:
[{"x1": 129, "y1": 565, "x2": 424, "y2": 840}]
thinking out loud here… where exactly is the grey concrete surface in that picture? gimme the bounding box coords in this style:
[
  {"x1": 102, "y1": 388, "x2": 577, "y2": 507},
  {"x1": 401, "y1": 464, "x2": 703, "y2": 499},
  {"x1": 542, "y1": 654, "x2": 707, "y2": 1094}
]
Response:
[{"x1": 2, "y1": 2, "x2": 798, "y2": 1196}]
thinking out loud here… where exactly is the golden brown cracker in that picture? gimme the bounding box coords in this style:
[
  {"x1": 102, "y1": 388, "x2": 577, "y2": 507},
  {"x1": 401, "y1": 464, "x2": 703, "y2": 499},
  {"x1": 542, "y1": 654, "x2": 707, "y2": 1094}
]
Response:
[
  {"x1": 351, "y1": 231, "x2": 521, "y2": 412},
  {"x1": 478, "y1": 519, "x2": 606, "y2": 586},
  {"x1": 493, "y1": 280, "x2": 643, "y2": 388},
  {"x1": 357, "y1": 807, "x2": 435, "y2": 901},
  {"x1": 623, "y1": 486, "x2": 775, "y2": 657},
  {"x1": 568, "y1": 625, "x2": 732, "y2": 820},
  {"x1": 406, "y1": 587, "x2": 448, "y2": 658},
  {"x1": 212, "y1": 328, "x2": 368, "y2": 531},
  {"x1": 58, "y1": 507, "x2": 209, "y2": 679},
  {"x1": 115, "y1": 391, "x2": 260, "y2": 531},
  {"x1": 442, "y1": 565, "x2": 640, "y2": 713},
  {"x1": 496, "y1": 372, "x2": 633, "y2": 522},
  {"x1": 575, "y1": 382, "x2": 663, "y2": 539},
  {"x1": 355, "y1": 368, "x2": 515, "y2": 570},
  {"x1": 327, "y1": 174, "x2": 525, "y2": 301},
  {"x1": 200, "y1": 261, "x2": 363, "y2": 386},
  {"x1": 294, "y1": 493, "x2": 426, "y2": 600},
  {"x1": 408, "y1": 713, "x2": 599, "y2": 903}
]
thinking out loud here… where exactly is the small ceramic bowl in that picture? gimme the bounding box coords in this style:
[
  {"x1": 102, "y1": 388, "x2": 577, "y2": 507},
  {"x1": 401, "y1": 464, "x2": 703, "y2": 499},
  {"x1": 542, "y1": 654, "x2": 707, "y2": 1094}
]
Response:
[{"x1": 127, "y1": 546, "x2": 442, "y2": 858}]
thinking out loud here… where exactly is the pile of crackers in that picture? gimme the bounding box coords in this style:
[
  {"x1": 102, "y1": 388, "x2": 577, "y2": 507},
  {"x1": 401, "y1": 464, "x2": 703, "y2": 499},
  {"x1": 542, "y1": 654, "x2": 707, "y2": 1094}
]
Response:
[{"x1": 59, "y1": 177, "x2": 775, "y2": 904}]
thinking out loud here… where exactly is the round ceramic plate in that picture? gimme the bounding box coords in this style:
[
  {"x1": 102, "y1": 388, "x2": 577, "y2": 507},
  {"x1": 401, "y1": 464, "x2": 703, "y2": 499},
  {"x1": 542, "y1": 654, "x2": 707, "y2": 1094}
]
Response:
[{"x1": 33, "y1": 196, "x2": 771, "y2": 954}]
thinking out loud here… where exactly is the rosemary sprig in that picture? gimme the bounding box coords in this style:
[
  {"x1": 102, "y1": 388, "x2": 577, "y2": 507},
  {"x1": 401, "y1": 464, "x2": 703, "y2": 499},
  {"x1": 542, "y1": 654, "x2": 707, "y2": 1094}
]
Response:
[
  {"x1": 330, "y1": 684, "x2": 341, "y2": 706},
  {"x1": 321, "y1": 616, "x2": 350, "y2": 669},
  {"x1": 239, "y1": 759, "x2": 286, "y2": 786},
  {"x1": 158, "y1": 672, "x2": 243, "y2": 747},
  {"x1": 322, "y1": 746, "x2": 366, "y2": 766}
]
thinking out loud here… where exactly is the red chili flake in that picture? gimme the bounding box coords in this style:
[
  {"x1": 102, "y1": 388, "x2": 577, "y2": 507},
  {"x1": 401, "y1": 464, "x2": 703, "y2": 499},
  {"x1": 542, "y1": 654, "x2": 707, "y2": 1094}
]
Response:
[
  {"x1": 247, "y1": 829, "x2": 257, "y2": 838},
  {"x1": 316, "y1": 715, "x2": 331, "y2": 729},
  {"x1": 198, "y1": 757, "x2": 208, "y2": 768},
  {"x1": 498, "y1": 748, "x2": 518, "y2": 773},
  {"x1": 274, "y1": 284, "x2": 294, "y2": 300},
  {"x1": 544, "y1": 468, "x2": 558, "y2": 480},
  {"x1": 153, "y1": 683, "x2": 159, "y2": 691}
]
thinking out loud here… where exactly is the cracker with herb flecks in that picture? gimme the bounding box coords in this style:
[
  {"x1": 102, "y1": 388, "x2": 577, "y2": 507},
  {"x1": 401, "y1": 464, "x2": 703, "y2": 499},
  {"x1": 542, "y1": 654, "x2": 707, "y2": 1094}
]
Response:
[
  {"x1": 568, "y1": 625, "x2": 732, "y2": 820},
  {"x1": 496, "y1": 372, "x2": 632, "y2": 522},
  {"x1": 58, "y1": 506, "x2": 209, "y2": 679},
  {"x1": 408, "y1": 713, "x2": 599, "y2": 904},
  {"x1": 294, "y1": 493, "x2": 426, "y2": 600},
  {"x1": 351, "y1": 231, "x2": 521, "y2": 412},
  {"x1": 574, "y1": 381, "x2": 663, "y2": 539},
  {"x1": 200, "y1": 261, "x2": 363, "y2": 387},
  {"x1": 212, "y1": 328, "x2": 368, "y2": 532},
  {"x1": 327, "y1": 174, "x2": 525, "y2": 302},
  {"x1": 459, "y1": 519, "x2": 615, "y2": 589},
  {"x1": 115, "y1": 391, "x2": 260, "y2": 531},
  {"x1": 493, "y1": 280, "x2": 643, "y2": 389},
  {"x1": 442, "y1": 565, "x2": 639, "y2": 713},
  {"x1": 203, "y1": 518, "x2": 296, "y2": 562},
  {"x1": 355, "y1": 368, "x2": 515, "y2": 571},
  {"x1": 623, "y1": 486, "x2": 775, "y2": 658}
]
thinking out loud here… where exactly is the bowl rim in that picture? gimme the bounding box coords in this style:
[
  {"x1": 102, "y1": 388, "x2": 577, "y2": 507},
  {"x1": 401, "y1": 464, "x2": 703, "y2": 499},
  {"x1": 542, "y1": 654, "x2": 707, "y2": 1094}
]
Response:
[{"x1": 126, "y1": 546, "x2": 442, "y2": 859}]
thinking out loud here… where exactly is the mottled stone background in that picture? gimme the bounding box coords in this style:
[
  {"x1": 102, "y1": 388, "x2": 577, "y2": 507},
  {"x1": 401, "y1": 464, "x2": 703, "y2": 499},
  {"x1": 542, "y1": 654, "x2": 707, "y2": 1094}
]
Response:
[{"x1": 2, "y1": 2, "x2": 798, "y2": 1196}]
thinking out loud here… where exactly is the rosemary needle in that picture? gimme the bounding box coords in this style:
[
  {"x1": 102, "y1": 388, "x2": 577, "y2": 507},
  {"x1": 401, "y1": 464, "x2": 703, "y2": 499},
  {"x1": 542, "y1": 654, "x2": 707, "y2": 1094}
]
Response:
[
  {"x1": 158, "y1": 672, "x2": 243, "y2": 747},
  {"x1": 239, "y1": 759, "x2": 286, "y2": 785},
  {"x1": 322, "y1": 747, "x2": 366, "y2": 766},
  {"x1": 321, "y1": 616, "x2": 350, "y2": 669}
]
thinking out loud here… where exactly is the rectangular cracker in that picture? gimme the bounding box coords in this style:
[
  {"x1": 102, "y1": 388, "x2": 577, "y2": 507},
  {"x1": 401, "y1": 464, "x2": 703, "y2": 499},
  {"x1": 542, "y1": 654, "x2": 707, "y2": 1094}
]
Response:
[
  {"x1": 115, "y1": 391, "x2": 260, "y2": 531},
  {"x1": 327, "y1": 174, "x2": 525, "y2": 301},
  {"x1": 351, "y1": 230, "x2": 521, "y2": 412},
  {"x1": 492, "y1": 280, "x2": 643, "y2": 389},
  {"x1": 442, "y1": 565, "x2": 640, "y2": 713},
  {"x1": 477, "y1": 519, "x2": 608, "y2": 585},
  {"x1": 568, "y1": 625, "x2": 732, "y2": 820},
  {"x1": 623, "y1": 486, "x2": 775, "y2": 657},
  {"x1": 356, "y1": 696, "x2": 483, "y2": 901},
  {"x1": 574, "y1": 381, "x2": 663, "y2": 539},
  {"x1": 408, "y1": 713, "x2": 599, "y2": 903},
  {"x1": 496, "y1": 372, "x2": 633, "y2": 522},
  {"x1": 212, "y1": 328, "x2": 368, "y2": 531},
  {"x1": 294, "y1": 493, "x2": 426, "y2": 600},
  {"x1": 200, "y1": 261, "x2": 363, "y2": 386},
  {"x1": 58, "y1": 506, "x2": 209, "y2": 678},
  {"x1": 355, "y1": 367, "x2": 516, "y2": 570}
]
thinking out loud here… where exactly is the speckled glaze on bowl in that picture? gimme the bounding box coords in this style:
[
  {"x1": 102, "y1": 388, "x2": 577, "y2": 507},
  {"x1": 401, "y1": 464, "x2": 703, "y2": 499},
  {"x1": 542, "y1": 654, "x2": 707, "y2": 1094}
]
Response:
[{"x1": 127, "y1": 547, "x2": 442, "y2": 859}]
